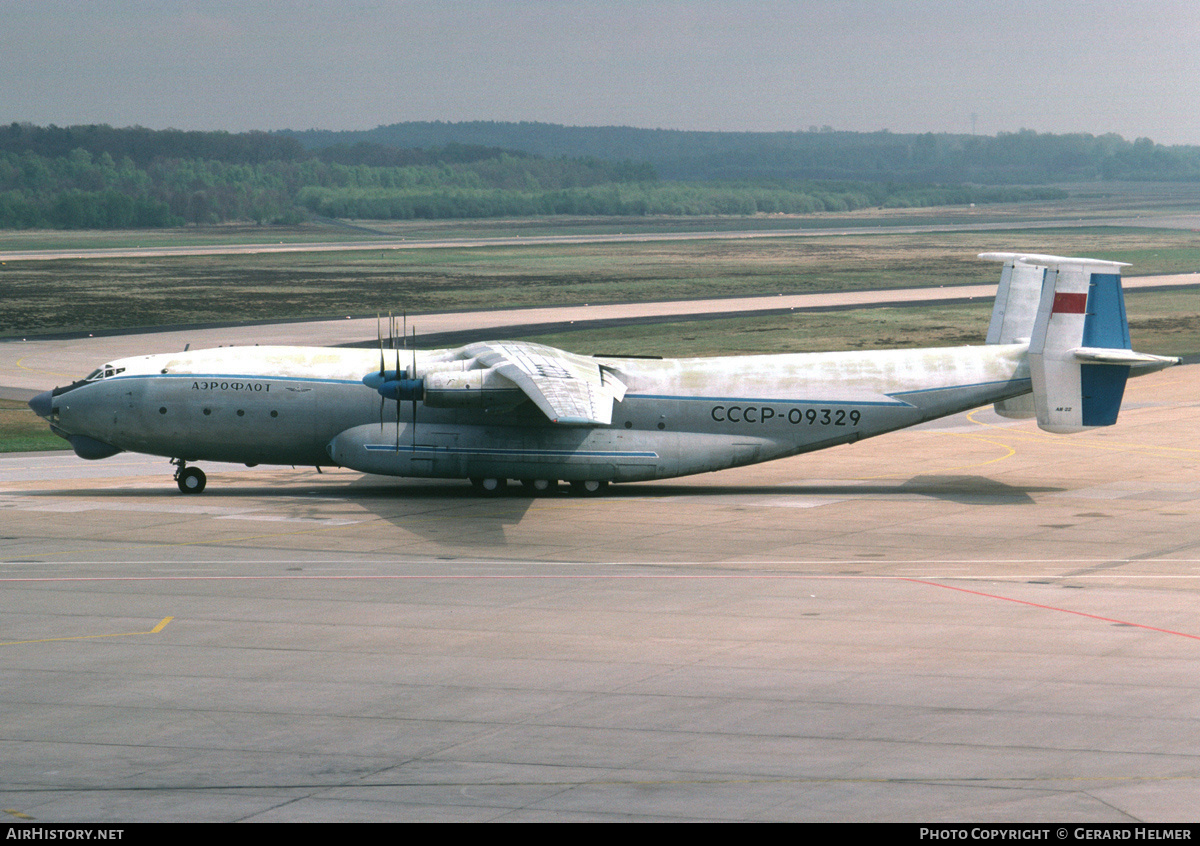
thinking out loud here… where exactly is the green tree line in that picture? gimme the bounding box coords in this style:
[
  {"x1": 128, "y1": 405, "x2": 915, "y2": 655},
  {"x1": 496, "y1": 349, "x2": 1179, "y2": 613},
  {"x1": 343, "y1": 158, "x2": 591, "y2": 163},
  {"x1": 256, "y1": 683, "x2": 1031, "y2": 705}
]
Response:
[
  {"x1": 291, "y1": 122, "x2": 1200, "y2": 184},
  {"x1": 1, "y1": 122, "x2": 1066, "y2": 229},
  {"x1": 297, "y1": 182, "x2": 1063, "y2": 220}
]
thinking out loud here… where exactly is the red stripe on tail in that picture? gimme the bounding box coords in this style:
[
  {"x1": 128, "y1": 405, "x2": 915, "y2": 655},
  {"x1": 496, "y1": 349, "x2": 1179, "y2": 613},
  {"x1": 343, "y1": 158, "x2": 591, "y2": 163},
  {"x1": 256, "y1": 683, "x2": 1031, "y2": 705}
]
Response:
[{"x1": 1052, "y1": 292, "x2": 1088, "y2": 314}]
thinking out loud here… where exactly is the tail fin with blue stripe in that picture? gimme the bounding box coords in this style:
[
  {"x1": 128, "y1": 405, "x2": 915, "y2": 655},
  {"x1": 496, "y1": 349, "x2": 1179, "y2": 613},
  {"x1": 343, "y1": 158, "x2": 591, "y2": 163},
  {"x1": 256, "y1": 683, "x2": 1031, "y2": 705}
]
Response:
[{"x1": 981, "y1": 253, "x2": 1177, "y2": 433}]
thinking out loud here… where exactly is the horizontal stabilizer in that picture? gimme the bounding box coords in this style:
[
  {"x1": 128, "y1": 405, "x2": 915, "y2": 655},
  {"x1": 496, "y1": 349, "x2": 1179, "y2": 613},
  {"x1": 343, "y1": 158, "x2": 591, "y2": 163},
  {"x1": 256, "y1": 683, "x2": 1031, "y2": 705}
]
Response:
[{"x1": 1071, "y1": 347, "x2": 1179, "y2": 370}]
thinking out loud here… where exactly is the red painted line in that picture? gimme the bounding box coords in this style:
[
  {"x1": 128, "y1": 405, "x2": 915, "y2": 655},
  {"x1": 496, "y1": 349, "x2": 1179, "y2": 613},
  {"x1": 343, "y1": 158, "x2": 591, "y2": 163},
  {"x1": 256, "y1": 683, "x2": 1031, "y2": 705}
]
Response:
[
  {"x1": 902, "y1": 578, "x2": 1200, "y2": 641},
  {"x1": 1052, "y1": 292, "x2": 1088, "y2": 314}
]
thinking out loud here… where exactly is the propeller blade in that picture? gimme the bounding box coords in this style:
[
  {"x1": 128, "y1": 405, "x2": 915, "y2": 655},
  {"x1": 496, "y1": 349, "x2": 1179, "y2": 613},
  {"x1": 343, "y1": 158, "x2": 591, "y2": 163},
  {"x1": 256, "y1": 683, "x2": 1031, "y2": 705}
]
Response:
[
  {"x1": 376, "y1": 314, "x2": 385, "y2": 432},
  {"x1": 411, "y1": 327, "x2": 417, "y2": 453},
  {"x1": 394, "y1": 344, "x2": 401, "y2": 453},
  {"x1": 376, "y1": 313, "x2": 385, "y2": 375}
]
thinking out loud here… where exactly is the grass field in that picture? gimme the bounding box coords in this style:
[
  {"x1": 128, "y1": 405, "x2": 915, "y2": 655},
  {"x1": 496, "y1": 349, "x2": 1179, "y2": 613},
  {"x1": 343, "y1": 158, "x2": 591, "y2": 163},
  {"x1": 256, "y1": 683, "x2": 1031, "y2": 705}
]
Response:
[
  {"x1": 0, "y1": 399, "x2": 67, "y2": 451},
  {"x1": 511, "y1": 289, "x2": 1199, "y2": 358},
  {"x1": 4, "y1": 225, "x2": 1199, "y2": 338},
  {"x1": 3, "y1": 180, "x2": 1200, "y2": 252}
]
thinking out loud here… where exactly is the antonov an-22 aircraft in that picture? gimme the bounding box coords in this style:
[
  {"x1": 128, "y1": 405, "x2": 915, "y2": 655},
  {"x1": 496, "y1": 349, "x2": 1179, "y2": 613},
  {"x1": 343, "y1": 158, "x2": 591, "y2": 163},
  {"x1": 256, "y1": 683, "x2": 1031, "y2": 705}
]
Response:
[{"x1": 28, "y1": 253, "x2": 1179, "y2": 495}]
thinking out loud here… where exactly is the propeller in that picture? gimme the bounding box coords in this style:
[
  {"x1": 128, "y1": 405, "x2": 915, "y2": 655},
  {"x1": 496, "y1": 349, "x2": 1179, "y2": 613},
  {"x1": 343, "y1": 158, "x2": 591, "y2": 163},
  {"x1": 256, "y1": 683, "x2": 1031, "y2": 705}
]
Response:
[
  {"x1": 361, "y1": 315, "x2": 425, "y2": 452},
  {"x1": 410, "y1": 327, "x2": 417, "y2": 452},
  {"x1": 400, "y1": 340, "x2": 405, "y2": 451},
  {"x1": 376, "y1": 314, "x2": 386, "y2": 432}
]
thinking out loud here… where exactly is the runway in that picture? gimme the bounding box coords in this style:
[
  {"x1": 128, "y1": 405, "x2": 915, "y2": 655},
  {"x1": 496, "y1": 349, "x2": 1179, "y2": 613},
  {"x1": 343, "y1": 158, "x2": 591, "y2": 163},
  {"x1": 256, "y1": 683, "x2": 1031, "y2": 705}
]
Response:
[
  {"x1": 5, "y1": 213, "x2": 1200, "y2": 262},
  {"x1": 1, "y1": 362, "x2": 1198, "y2": 821}
]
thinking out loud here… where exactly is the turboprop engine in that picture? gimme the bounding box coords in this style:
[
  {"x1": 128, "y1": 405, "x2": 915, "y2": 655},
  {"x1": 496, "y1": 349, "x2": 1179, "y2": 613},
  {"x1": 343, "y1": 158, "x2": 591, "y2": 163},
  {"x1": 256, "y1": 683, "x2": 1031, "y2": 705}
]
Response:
[{"x1": 364, "y1": 365, "x2": 526, "y2": 410}]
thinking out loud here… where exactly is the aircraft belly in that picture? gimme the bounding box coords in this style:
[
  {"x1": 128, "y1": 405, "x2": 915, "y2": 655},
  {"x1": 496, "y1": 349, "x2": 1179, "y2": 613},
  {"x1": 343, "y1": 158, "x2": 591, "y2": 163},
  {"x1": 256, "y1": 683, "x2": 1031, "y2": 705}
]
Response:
[
  {"x1": 889, "y1": 378, "x2": 1032, "y2": 424},
  {"x1": 329, "y1": 422, "x2": 662, "y2": 481}
]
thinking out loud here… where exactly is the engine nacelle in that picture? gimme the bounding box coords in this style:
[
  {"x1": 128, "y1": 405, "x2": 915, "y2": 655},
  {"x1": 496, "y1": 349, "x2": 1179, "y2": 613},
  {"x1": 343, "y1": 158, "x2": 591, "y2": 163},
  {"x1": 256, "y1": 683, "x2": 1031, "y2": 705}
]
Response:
[{"x1": 422, "y1": 368, "x2": 525, "y2": 410}]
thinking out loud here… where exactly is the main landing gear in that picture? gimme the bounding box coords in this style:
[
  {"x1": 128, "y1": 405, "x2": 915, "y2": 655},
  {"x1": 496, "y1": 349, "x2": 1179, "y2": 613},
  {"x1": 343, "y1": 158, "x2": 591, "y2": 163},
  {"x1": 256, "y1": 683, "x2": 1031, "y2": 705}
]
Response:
[
  {"x1": 171, "y1": 459, "x2": 206, "y2": 494},
  {"x1": 470, "y1": 477, "x2": 608, "y2": 496},
  {"x1": 569, "y1": 480, "x2": 607, "y2": 496}
]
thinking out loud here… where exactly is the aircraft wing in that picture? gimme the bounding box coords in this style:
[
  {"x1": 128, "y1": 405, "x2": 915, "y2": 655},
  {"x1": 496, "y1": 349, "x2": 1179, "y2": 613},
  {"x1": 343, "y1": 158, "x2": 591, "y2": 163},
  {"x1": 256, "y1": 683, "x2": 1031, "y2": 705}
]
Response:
[{"x1": 462, "y1": 341, "x2": 627, "y2": 425}]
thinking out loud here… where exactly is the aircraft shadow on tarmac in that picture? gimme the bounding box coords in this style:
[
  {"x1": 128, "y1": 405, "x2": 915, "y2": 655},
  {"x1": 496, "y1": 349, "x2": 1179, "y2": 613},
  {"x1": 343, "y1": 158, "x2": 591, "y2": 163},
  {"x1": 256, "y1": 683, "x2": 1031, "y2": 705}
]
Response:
[
  {"x1": 218, "y1": 472, "x2": 1050, "y2": 505},
  {"x1": 22, "y1": 472, "x2": 1056, "y2": 505},
  {"x1": 20, "y1": 473, "x2": 1054, "y2": 553}
]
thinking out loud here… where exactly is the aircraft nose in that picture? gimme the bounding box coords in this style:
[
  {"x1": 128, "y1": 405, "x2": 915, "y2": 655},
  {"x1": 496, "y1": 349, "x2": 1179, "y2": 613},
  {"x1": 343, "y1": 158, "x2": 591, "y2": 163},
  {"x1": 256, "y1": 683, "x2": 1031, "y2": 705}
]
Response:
[{"x1": 28, "y1": 390, "x2": 54, "y2": 419}]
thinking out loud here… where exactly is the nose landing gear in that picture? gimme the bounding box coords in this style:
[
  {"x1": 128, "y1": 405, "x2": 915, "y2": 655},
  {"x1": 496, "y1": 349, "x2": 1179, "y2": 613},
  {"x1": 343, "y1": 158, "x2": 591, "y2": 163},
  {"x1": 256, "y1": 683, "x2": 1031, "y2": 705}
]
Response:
[{"x1": 171, "y1": 459, "x2": 206, "y2": 494}]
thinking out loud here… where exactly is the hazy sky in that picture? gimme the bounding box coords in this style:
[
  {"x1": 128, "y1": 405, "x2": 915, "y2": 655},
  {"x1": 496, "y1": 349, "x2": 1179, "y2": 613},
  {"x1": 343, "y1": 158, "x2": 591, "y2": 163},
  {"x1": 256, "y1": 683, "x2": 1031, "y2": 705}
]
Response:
[{"x1": 4, "y1": 0, "x2": 1200, "y2": 144}]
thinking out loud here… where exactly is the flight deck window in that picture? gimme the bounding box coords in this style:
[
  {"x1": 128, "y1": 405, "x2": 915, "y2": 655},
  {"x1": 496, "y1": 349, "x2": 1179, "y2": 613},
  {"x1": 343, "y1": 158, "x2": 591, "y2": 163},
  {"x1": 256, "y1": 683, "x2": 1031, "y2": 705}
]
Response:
[{"x1": 85, "y1": 366, "x2": 125, "y2": 381}]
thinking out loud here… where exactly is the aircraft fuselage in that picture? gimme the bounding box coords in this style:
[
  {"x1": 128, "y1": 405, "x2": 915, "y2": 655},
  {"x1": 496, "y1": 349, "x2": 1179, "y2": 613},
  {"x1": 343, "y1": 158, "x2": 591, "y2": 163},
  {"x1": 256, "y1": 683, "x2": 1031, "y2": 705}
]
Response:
[{"x1": 39, "y1": 342, "x2": 1033, "y2": 485}]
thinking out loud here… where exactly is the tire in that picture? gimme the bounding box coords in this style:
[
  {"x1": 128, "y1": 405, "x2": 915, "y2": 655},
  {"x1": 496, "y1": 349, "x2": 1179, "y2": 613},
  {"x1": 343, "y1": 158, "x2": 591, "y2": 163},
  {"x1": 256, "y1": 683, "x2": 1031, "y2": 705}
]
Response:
[
  {"x1": 520, "y1": 479, "x2": 557, "y2": 494},
  {"x1": 569, "y1": 479, "x2": 607, "y2": 496},
  {"x1": 471, "y1": 477, "x2": 506, "y2": 495},
  {"x1": 177, "y1": 466, "x2": 206, "y2": 494}
]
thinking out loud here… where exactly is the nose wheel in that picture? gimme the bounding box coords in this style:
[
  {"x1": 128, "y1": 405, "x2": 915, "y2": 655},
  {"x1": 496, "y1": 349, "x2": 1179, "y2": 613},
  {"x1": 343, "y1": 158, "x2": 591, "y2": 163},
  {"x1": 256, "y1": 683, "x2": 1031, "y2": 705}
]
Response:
[{"x1": 172, "y1": 460, "x2": 207, "y2": 494}]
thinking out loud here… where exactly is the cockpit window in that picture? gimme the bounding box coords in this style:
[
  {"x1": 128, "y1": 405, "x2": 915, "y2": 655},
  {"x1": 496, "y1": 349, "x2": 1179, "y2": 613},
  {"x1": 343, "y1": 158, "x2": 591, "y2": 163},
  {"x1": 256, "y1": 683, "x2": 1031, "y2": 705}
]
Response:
[
  {"x1": 53, "y1": 364, "x2": 128, "y2": 398},
  {"x1": 85, "y1": 365, "x2": 125, "y2": 381}
]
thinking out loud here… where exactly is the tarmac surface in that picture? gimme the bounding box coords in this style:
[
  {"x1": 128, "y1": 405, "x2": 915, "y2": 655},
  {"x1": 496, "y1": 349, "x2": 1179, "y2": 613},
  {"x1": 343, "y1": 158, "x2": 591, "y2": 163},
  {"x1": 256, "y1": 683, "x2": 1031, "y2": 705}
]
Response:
[{"x1": 1, "y1": 337, "x2": 1198, "y2": 819}]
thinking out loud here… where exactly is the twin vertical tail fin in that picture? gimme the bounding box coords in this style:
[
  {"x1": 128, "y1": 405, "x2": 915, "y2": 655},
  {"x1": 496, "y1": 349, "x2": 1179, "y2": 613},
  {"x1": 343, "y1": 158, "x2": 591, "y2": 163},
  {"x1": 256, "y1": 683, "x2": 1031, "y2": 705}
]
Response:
[{"x1": 981, "y1": 252, "x2": 1178, "y2": 433}]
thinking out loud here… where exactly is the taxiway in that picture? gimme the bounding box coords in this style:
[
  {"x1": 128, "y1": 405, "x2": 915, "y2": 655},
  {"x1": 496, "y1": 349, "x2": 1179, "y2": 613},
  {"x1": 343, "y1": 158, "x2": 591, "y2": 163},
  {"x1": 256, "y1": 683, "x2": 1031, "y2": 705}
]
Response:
[{"x1": 1, "y1": 357, "x2": 1198, "y2": 821}]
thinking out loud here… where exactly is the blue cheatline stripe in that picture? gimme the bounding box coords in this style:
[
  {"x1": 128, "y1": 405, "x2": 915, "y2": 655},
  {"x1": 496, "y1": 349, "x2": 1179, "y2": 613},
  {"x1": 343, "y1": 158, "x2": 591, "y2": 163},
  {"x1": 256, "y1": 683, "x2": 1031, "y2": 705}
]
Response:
[
  {"x1": 363, "y1": 444, "x2": 658, "y2": 458},
  {"x1": 889, "y1": 377, "x2": 1031, "y2": 399},
  {"x1": 111, "y1": 373, "x2": 363, "y2": 386},
  {"x1": 629, "y1": 393, "x2": 911, "y2": 407},
  {"x1": 1083, "y1": 273, "x2": 1132, "y2": 350},
  {"x1": 104, "y1": 374, "x2": 1029, "y2": 406},
  {"x1": 1080, "y1": 363, "x2": 1129, "y2": 427}
]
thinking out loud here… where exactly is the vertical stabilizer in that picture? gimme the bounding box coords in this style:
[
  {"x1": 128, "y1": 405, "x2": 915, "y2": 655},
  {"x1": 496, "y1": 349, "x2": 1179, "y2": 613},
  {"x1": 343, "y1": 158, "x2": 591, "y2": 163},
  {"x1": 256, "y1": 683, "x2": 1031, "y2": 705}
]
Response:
[
  {"x1": 980, "y1": 252, "x2": 1049, "y2": 419},
  {"x1": 983, "y1": 253, "x2": 1045, "y2": 345},
  {"x1": 1029, "y1": 258, "x2": 1125, "y2": 432},
  {"x1": 979, "y1": 253, "x2": 1175, "y2": 432}
]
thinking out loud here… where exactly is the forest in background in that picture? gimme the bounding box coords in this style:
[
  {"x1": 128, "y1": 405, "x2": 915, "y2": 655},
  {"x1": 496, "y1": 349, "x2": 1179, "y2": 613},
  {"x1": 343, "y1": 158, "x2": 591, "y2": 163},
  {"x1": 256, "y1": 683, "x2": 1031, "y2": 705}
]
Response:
[
  {"x1": 287, "y1": 121, "x2": 1200, "y2": 183},
  {"x1": 8, "y1": 120, "x2": 1197, "y2": 229}
]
